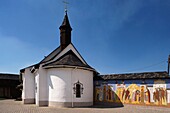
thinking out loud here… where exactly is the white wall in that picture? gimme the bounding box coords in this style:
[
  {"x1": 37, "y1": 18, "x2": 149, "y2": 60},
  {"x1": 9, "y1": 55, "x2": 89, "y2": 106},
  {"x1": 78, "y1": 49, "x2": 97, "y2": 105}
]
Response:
[
  {"x1": 167, "y1": 90, "x2": 170, "y2": 103},
  {"x1": 35, "y1": 72, "x2": 39, "y2": 105},
  {"x1": 22, "y1": 73, "x2": 25, "y2": 100},
  {"x1": 22, "y1": 68, "x2": 35, "y2": 100},
  {"x1": 37, "y1": 65, "x2": 48, "y2": 104},
  {"x1": 47, "y1": 68, "x2": 93, "y2": 103}
]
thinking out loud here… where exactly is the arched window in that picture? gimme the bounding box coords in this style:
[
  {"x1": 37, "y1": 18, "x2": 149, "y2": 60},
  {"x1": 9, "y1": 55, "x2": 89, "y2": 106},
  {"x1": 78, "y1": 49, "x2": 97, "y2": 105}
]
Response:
[
  {"x1": 73, "y1": 80, "x2": 84, "y2": 98},
  {"x1": 76, "y1": 84, "x2": 81, "y2": 98}
]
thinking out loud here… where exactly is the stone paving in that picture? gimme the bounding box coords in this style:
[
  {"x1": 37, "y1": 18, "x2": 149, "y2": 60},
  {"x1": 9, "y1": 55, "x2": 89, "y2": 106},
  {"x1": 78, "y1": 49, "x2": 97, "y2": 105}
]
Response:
[{"x1": 0, "y1": 99, "x2": 170, "y2": 113}]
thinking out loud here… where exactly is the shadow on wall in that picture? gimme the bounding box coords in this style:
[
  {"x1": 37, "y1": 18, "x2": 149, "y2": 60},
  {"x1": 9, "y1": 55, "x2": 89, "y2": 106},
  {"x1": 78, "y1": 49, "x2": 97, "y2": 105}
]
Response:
[
  {"x1": 94, "y1": 80, "x2": 170, "y2": 107},
  {"x1": 93, "y1": 102, "x2": 124, "y2": 108},
  {"x1": 94, "y1": 90, "x2": 124, "y2": 108}
]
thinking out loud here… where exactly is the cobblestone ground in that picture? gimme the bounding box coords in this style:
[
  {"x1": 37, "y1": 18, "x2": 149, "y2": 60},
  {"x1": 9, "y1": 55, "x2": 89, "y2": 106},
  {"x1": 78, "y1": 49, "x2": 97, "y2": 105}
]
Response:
[{"x1": 0, "y1": 99, "x2": 170, "y2": 113}]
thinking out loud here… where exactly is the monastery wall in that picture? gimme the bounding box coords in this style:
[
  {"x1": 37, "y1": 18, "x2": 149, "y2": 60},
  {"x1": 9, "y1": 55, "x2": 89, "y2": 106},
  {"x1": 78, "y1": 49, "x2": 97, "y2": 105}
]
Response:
[{"x1": 94, "y1": 79, "x2": 170, "y2": 107}]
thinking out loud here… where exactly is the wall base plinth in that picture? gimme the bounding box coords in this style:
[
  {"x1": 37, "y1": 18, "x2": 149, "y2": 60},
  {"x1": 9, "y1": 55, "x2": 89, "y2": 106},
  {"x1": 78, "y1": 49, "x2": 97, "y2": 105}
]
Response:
[
  {"x1": 38, "y1": 101, "x2": 48, "y2": 106},
  {"x1": 49, "y1": 101, "x2": 93, "y2": 107},
  {"x1": 23, "y1": 98, "x2": 35, "y2": 104}
]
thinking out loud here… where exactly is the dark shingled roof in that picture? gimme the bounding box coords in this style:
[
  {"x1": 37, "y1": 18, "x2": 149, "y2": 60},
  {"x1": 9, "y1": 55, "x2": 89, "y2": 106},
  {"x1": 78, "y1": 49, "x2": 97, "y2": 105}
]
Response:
[
  {"x1": 20, "y1": 44, "x2": 96, "y2": 72},
  {"x1": 94, "y1": 75, "x2": 104, "y2": 80},
  {"x1": 43, "y1": 50, "x2": 93, "y2": 69},
  {"x1": 21, "y1": 46, "x2": 62, "y2": 71},
  {"x1": 0, "y1": 73, "x2": 19, "y2": 80},
  {"x1": 100, "y1": 71, "x2": 170, "y2": 80},
  {"x1": 40, "y1": 46, "x2": 61, "y2": 63}
]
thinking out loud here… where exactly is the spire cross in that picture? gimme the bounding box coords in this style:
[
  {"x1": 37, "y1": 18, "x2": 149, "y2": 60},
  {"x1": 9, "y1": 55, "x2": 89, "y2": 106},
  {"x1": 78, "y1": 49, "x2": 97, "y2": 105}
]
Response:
[{"x1": 63, "y1": 1, "x2": 69, "y2": 12}]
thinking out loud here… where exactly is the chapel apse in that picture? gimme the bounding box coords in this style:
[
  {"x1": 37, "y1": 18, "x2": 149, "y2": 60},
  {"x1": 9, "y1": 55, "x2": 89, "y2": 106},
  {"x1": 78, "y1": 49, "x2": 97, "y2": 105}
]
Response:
[{"x1": 95, "y1": 79, "x2": 170, "y2": 106}]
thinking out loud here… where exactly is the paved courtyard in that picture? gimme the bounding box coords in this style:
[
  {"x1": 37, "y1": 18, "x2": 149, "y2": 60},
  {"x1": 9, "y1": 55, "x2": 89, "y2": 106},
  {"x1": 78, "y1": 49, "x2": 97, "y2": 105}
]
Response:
[{"x1": 0, "y1": 99, "x2": 170, "y2": 113}]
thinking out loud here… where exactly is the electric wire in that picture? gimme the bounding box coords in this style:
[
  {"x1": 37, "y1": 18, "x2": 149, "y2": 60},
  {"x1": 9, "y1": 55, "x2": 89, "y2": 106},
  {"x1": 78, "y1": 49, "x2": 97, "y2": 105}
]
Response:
[{"x1": 123, "y1": 60, "x2": 167, "y2": 73}]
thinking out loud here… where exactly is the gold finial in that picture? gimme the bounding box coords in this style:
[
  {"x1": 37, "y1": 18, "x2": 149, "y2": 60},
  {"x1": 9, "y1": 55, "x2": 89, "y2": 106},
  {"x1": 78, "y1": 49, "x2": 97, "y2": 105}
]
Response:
[{"x1": 63, "y1": 0, "x2": 69, "y2": 13}]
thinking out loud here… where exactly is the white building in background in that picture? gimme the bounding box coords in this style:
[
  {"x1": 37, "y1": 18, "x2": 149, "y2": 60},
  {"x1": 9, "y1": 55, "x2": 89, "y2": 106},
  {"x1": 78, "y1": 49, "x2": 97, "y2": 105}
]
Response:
[{"x1": 20, "y1": 11, "x2": 97, "y2": 107}]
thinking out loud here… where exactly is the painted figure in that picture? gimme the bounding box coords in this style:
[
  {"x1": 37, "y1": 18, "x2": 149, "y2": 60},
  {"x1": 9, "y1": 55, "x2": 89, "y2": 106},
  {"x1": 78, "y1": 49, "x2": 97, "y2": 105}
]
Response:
[
  {"x1": 144, "y1": 87, "x2": 150, "y2": 104},
  {"x1": 153, "y1": 87, "x2": 167, "y2": 105},
  {"x1": 94, "y1": 80, "x2": 169, "y2": 106}
]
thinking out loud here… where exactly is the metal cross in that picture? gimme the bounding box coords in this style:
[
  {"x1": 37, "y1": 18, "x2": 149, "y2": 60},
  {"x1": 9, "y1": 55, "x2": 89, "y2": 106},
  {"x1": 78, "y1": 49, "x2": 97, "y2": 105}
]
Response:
[{"x1": 63, "y1": 0, "x2": 69, "y2": 12}]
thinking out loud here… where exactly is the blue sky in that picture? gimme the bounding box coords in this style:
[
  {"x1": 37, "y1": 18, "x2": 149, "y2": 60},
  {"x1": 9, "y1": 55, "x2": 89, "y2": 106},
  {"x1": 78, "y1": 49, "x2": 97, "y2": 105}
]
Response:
[{"x1": 0, "y1": 0, "x2": 170, "y2": 74}]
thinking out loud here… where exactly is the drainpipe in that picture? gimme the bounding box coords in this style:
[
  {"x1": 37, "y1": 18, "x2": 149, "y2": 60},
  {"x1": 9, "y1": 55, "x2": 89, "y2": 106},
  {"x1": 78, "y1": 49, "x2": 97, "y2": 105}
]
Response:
[{"x1": 71, "y1": 67, "x2": 77, "y2": 108}]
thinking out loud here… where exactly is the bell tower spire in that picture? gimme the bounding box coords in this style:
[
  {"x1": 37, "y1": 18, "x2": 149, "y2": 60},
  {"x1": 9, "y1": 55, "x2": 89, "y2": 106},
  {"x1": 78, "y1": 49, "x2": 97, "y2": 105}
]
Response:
[{"x1": 59, "y1": 2, "x2": 72, "y2": 50}]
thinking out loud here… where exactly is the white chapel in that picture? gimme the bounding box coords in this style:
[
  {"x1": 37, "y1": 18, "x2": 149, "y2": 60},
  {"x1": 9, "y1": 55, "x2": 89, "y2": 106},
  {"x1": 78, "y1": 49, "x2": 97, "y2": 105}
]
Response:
[{"x1": 20, "y1": 10, "x2": 97, "y2": 107}]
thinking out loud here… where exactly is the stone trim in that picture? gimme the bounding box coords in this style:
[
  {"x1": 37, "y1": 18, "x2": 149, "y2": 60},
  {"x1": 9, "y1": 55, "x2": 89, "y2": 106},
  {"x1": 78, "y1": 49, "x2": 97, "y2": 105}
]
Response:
[
  {"x1": 49, "y1": 101, "x2": 93, "y2": 107},
  {"x1": 39, "y1": 101, "x2": 48, "y2": 106},
  {"x1": 23, "y1": 98, "x2": 35, "y2": 104}
]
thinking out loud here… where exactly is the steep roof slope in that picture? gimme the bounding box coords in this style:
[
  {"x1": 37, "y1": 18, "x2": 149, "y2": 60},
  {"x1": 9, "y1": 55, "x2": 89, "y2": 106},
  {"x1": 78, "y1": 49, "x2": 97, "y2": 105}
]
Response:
[
  {"x1": 43, "y1": 50, "x2": 93, "y2": 69},
  {"x1": 99, "y1": 71, "x2": 169, "y2": 80},
  {"x1": 40, "y1": 46, "x2": 62, "y2": 63}
]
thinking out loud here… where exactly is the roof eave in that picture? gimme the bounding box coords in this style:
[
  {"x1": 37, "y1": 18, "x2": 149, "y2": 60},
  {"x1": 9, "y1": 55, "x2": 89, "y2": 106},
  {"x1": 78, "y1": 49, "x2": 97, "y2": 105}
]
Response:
[
  {"x1": 20, "y1": 63, "x2": 40, "y2": 72},
  {"x1": 42, "y1": 65, "x2": 97, "y2": 72}
]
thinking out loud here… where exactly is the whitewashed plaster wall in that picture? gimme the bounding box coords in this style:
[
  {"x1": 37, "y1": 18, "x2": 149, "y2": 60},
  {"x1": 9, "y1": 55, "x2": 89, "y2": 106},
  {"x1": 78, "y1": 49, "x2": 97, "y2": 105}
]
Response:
[
  {"x1": 37, "y1": 65, "x2": 48, "y2": 105},
  {"x1": 167, "y1": 90, "x2": 170, "y2": 103},
  {"x1": 47, "y1": 68, "x2": 93, "y2": 104},
  {"x1": 22, "y1": 68, "x2": 35, "y2": 102},
  {"x1": 35, "y1": 72, "x2": 39, "y2": 105},
  {"x1": 22, "y1": 72, "x2": 25, "y2": 100}
]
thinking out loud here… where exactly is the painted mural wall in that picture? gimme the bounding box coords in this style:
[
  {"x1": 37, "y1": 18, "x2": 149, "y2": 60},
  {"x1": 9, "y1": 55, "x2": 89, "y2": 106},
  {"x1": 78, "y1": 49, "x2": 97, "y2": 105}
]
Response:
[{"x1": 95, "y1": 79, "x2": 170, "y2": 106}]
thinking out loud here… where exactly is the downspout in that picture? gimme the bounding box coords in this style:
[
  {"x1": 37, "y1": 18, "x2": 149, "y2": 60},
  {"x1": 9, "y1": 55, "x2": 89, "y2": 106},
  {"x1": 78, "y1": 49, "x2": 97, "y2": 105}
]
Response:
[
  {"x1": 71, "y1": 68, "x2": 73, "y2": 107},
  {"x1": 71, "y1": 67, "x2": 77, "y2": 107}
]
